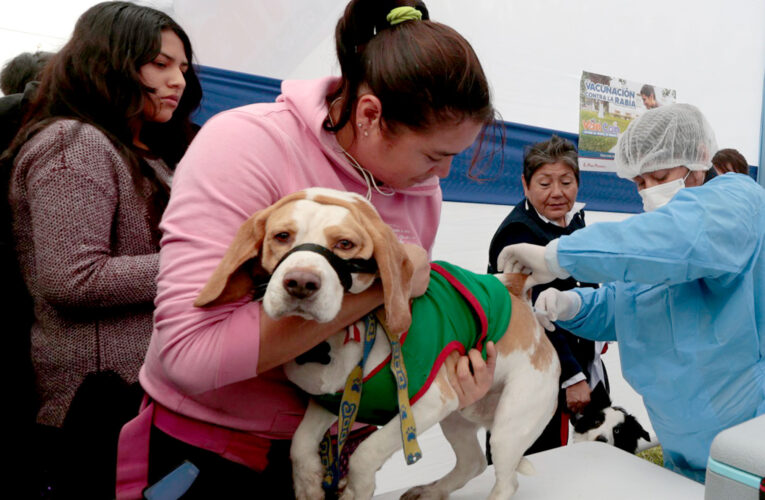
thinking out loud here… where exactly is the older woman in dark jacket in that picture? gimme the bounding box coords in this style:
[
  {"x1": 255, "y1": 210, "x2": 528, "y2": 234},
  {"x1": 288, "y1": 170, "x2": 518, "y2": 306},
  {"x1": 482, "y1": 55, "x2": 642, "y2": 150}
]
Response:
[{"x1": 488, "y1": 135, "x2": 608, "y2": 454}]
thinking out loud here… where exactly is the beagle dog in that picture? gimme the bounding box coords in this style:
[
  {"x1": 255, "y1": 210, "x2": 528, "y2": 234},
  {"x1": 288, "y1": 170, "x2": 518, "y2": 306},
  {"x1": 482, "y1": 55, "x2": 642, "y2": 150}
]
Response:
[{"x1": 195, "y1": 188, "x2": 560, "y2": 500}]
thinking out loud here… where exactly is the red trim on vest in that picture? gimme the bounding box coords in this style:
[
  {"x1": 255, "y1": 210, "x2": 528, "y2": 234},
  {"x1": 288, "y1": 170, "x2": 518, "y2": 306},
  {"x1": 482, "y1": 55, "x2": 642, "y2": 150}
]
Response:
[
  {"x1": 410, "y1": 340, "x2": 466, "y2": 405},
  {"x1": 360, "y1": 329, "x2": 410, "y2": 383},
  {"x1": 360, "y1": 263, "x2": 488, "y2": 386},
  {"x1": 429, "y1": 262, "x2": 489, "y2": 351}
]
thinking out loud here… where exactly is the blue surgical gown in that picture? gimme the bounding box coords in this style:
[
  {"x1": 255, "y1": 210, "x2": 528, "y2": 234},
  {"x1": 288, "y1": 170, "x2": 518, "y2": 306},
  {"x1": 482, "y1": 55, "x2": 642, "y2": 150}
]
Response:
[{"x1": 556, "y1": 174, "x2": 765, "y2": 482}]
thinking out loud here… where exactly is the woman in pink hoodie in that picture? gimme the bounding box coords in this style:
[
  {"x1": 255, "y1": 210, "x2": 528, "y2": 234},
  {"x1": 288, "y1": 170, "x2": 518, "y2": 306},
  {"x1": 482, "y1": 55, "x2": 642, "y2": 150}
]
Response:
[{"x1": 118, "y1": 1, "x2": 499, "y2": 497}]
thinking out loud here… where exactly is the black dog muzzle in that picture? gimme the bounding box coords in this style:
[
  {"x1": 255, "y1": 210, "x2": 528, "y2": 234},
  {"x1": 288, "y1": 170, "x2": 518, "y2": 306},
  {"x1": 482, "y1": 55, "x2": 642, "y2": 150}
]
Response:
[{"x1": 252, "y1": 243, "x2": 378, "y2": 300}]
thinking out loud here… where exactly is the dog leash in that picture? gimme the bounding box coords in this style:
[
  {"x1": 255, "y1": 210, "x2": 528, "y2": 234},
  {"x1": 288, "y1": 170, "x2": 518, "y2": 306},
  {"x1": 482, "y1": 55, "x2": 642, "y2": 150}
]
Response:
[
  {"x1": 320, "y1": 308, "x2": 422, "y2": 491},
  {"x1": 375, "y1": 309, "x2": 422, "y2": 466},
  {"x1": 320, "y1": 312, "x2": 377, "y2": 491}
]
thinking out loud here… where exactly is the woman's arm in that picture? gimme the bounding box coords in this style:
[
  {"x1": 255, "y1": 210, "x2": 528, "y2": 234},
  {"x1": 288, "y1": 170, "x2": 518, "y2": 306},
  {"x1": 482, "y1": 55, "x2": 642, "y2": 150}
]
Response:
[
  {"x1": 557, "y1": 178, "x2": 764, "y2": 286},
  {"x1": 23, "y1": 124, "x2": 158, "y2": 309}
]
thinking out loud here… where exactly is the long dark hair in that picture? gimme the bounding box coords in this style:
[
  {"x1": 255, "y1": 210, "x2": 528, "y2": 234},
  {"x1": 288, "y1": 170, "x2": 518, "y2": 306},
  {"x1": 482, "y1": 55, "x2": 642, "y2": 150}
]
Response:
[
  {"x1": 325, "y1": 0, "x2": 499, "y2": 176},
  {"x1": 6, "y1": 1, "x2": 202, "y2": 239}
]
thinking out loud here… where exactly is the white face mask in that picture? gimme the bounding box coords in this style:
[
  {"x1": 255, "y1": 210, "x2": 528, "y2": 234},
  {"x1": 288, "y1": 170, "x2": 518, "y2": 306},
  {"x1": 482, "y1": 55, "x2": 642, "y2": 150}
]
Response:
[{"x1": 638, "y1": 171, "x2": 690, "y2": 212}]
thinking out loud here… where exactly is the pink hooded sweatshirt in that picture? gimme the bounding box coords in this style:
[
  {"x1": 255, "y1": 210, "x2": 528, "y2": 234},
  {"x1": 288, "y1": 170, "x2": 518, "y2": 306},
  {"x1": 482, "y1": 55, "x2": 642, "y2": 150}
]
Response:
[{"x1": 139, "y1": 77, "x2": 442, "y2": 439}]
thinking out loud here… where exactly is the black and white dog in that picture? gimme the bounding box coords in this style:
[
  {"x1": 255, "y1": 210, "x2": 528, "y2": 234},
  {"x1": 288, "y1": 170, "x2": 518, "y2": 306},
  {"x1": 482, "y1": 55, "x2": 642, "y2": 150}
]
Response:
[{"x1": 571, "y1": 384, "x2": 650, "y2": 454}]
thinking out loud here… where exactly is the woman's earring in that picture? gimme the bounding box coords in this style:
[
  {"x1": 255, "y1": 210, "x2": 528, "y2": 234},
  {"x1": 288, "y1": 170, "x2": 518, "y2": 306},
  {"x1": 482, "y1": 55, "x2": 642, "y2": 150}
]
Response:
[{"x1": 363, "y1": 129, "x2": 369, "y2": 137}]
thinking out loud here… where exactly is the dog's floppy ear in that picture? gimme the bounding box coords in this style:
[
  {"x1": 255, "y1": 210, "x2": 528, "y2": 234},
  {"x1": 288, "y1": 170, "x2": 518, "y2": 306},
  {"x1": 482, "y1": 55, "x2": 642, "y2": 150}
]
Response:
[
  {"x1": 193, "y1": 209, "x2": 271, "y2": 307},
  {"x1": 352, "y1": 201, "x2": 413, "y2": 335},
  {"x1": 194, "y1": 191, "x2": 307, "y2": 308}
]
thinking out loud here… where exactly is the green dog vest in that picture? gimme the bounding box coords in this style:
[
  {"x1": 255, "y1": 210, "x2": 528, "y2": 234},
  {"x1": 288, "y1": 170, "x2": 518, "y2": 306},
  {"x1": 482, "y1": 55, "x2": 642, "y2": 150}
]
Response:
[{"x1": 315, "y1": 261, "x2": 513, "y2": 425}]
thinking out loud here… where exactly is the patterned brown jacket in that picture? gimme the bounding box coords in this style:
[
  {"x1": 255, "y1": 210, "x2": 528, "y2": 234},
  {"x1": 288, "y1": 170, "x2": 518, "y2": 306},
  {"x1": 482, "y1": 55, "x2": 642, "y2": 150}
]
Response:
[{"x1": 10, "y1": 119, "x2": 171, "y2": 426}]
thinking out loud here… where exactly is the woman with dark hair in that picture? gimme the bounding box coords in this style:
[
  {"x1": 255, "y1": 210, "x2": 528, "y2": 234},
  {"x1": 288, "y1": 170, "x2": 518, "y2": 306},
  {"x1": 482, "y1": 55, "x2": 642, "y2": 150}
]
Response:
[
  {"x1": 7, "y1": 2, "x2": 201, "y2": 497},
  {"x1": 487, "y1": 135, "x2": 608, "y2": 454},
  {"x1": 117, "y1": 0, "x2": 497, "y2": 497},
  {"x1": 711, "y1": 148, "x2": 749, "y2": 175}
]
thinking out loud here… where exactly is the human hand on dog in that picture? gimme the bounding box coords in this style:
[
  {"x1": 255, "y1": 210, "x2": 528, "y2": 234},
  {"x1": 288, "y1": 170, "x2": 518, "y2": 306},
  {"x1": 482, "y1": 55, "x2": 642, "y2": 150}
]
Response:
[
  {"x1": 566, "y1": 380, "x2": 591, "y2": 414},
  {"x1": 497, "y1": 242, "x2": 565, "y2": 288},
  {"x1": 449, "y1": 341, "x2": 497, "y2": 409},
  {"x1": 403, "y1": 243, "x2": 430, "y2": 298},
  {"x1": 533, "y1": 288, "x2": 582, "y2": 331}
]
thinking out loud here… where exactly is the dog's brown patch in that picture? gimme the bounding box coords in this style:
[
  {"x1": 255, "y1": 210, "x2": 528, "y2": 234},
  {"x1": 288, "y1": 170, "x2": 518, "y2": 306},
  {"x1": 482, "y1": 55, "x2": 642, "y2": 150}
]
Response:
[
  {"x1": 258, "y1": 204, "x2": 301, "y2": 272},
  {"x1": 322, "y1": 219, "x2": 374, "y2": 261},
  {"x1": 434, "y1": 364, "x2": 458, "y2": 405},
  {"x1": 528, "y1": 324, "x2": 554, "y2": 371},
  {"x1": 500, "y1": 273, "x2": 530, "y2": 299},
  {"x1": 495, "y1": 294, "x2": 553, "y2": 371}
]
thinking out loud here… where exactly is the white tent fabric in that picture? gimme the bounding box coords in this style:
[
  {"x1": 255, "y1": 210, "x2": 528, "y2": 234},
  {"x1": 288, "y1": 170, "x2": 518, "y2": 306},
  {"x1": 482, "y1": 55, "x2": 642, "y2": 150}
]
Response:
[
  {"x1": 169, "y1": 0, "x2": 765, "y2": 169},
  {"x1": 2, "y1": 0, "x2": 763, "y2": 168}
]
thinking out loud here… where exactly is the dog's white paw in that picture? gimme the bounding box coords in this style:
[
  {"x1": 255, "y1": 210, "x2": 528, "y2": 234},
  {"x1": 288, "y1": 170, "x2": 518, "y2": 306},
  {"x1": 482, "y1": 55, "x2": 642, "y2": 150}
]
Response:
[
  {"x1": 292, "y1": 460, "x2": 326, "y2": 500},
  {"x1": 400, "y1": 482, "x2": 447, "y2": 500},
  {"x1": 294, "y1": 478, "x2": 325, "y2": 500},
  {"x1": 338, "y1": 477, "x2": 376, "y2": 500},
  {"x1": 488, "y1": 472, "x2": 519, "y2": 500}
]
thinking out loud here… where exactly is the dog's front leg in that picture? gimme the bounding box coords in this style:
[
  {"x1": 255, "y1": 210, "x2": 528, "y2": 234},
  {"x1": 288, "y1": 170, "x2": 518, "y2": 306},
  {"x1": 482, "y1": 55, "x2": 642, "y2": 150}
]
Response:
[
  {"x1": 291, "y1": 399, "x2": 338, "y2": 500},
  {"x1": 341, "y1": 373, "x2": 459, "y2": 500}
]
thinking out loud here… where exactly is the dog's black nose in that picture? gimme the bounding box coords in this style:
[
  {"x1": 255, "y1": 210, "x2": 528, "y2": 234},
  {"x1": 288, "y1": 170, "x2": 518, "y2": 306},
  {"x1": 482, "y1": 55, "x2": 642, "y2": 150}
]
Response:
[{"x1": 283, "y1": 270, "x2": 321, "y2": 299}]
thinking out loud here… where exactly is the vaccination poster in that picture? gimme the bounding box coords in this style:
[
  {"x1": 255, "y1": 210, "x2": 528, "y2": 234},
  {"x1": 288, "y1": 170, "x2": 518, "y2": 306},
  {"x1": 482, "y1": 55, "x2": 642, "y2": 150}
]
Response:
[{"x1": 578, "y1": 71, "x2": 676, "y2": 172}]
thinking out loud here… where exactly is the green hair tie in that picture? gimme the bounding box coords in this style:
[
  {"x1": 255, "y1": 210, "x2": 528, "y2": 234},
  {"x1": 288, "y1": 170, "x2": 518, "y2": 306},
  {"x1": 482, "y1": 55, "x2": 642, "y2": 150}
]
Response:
[{"x1": 386, "y1": 6, "x2": 423, "y2": 26}]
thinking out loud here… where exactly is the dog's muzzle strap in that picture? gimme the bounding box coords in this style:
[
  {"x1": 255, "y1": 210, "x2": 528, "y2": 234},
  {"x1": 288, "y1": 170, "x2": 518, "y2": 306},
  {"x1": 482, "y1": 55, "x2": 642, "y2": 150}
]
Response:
[
  {"x1": 275, "y1": 243, "x2": 378, "y2": 291},
  {"x1": 251, "y1": 243, "x2": 377, "y2": 302}
]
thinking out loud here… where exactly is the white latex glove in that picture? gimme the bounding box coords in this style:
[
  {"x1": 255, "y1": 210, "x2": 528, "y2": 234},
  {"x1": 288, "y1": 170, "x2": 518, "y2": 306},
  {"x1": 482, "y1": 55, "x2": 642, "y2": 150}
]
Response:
[
  {"x1": 533, "y1": 288, "x2": 582, "y2": 332},
  {"x1": 497, "y1": 243, "x2": 556, "y2": 288}
]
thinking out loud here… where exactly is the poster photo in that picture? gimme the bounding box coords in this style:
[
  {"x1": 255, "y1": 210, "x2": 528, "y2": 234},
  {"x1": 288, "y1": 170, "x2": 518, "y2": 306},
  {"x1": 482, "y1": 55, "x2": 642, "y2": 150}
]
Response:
[{"x1": 578, "y1": 71, "x2": 676, "y2": 172}]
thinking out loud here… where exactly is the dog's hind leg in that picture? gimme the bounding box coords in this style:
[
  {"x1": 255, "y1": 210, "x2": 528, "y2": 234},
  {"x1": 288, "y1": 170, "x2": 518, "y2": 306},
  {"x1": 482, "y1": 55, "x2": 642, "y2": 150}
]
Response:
[
  {"x1": 291, "y1": 400, "x2": 339, "y2": 500},
  {"x1": 487, "y1": 368, "x2": 558, "y2": 500},
  {"x1": 400, "y1": 411, "x2": 485, "y2": 500},
  {"x1": 340, "y1": 372, "x2": 459, "y2": 500}
]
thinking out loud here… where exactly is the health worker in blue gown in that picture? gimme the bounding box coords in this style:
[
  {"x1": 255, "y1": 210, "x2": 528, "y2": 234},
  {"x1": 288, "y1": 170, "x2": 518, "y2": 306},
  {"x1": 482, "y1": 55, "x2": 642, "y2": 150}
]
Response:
[{"x1": 497, "y1": 103, "x2": 765, "y2": 483}]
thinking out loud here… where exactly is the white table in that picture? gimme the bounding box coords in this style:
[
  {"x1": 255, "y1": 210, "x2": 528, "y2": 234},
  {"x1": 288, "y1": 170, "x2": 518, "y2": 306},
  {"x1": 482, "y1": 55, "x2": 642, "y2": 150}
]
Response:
[{"x1": 373, "y1": 441, "x2": 704, "y2": 499}]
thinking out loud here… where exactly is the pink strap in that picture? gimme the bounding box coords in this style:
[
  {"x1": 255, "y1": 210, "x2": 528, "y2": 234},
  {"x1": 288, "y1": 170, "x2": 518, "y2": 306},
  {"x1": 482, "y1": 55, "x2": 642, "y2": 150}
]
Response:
[
  {"x1": 115, "y1": 397, "x2": 273, "y2": 499},
  {"x1": 153, "y1": 405, "x2": 270, "y2": 471},
  {"x1": 116, "y1": 397, "x2": 153, "y2": 500}
]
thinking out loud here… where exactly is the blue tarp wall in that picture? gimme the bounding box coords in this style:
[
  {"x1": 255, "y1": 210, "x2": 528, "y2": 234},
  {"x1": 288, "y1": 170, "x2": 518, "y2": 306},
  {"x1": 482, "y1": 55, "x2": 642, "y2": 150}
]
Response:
[{"x1": 195, "y1": 65, "x2": 760, "y2": 214}]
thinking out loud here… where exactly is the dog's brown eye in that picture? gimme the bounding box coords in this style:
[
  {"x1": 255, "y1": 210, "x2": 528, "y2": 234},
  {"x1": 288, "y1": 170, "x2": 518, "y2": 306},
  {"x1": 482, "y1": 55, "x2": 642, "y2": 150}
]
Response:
[
  {"x1": 274, "y1": 232, "x2": 290, "y2": 242},
  {"x1": 335, "y1": 239, "x2": 355, "y2": 250}
]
